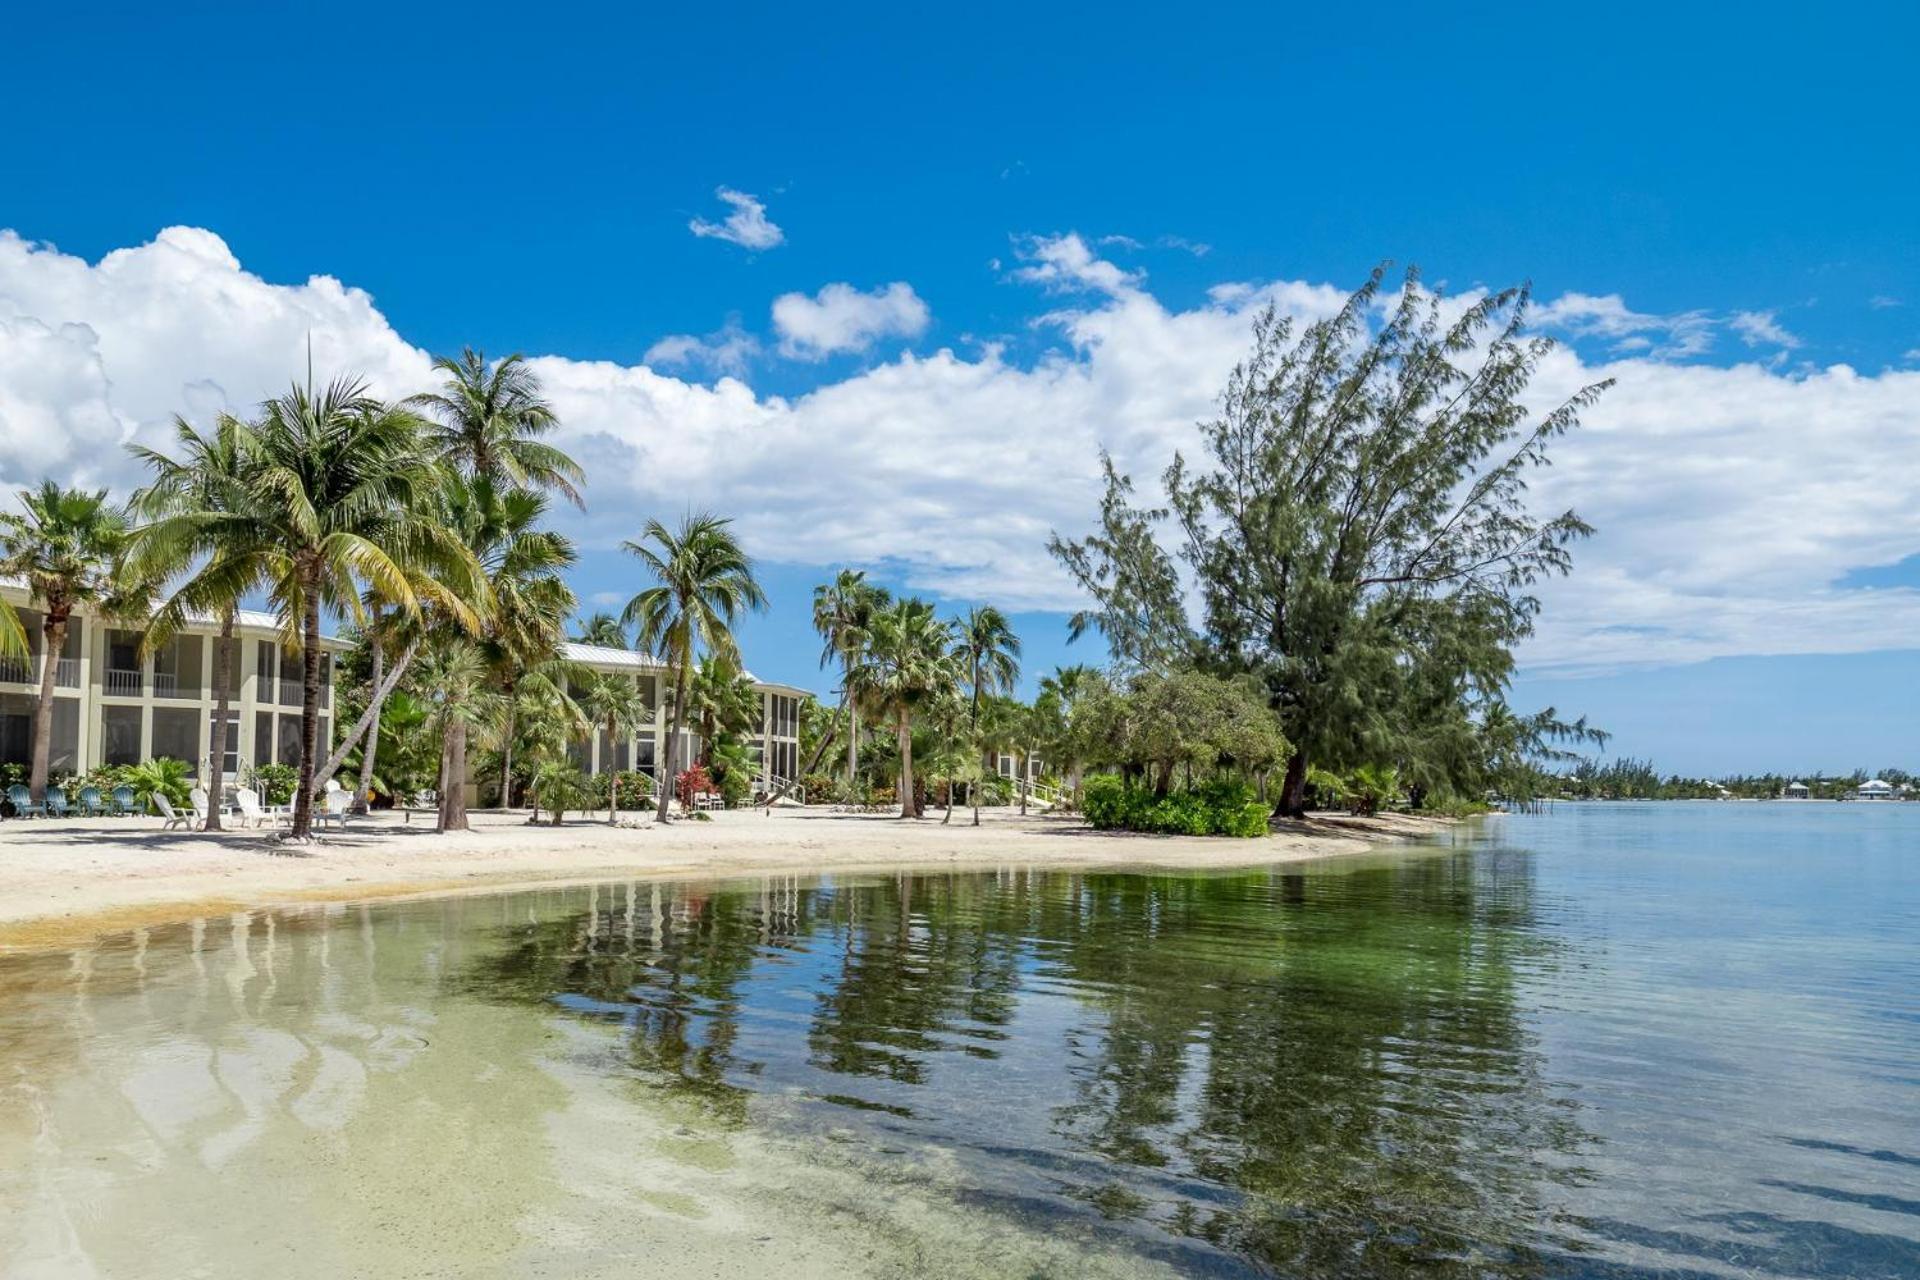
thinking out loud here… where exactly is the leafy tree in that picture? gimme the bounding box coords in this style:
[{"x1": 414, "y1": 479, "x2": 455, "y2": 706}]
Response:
[
  {"x1": 1053, "y1": 268, "x2": 1604, "y2": 815},
  {"x1": 576, "y1": 671, "x2": 648, "y2": 822},
  {"x1": 126, "y1": 413, "x2": 259, "y2": 828},
  {"x1": 952, "y1": 604, "x2": 1020, "y2": 825},
  {"x1": 413, "y1": 639, "x2": 504, "y2": 830},
  {"x1": 0, "y1": 482, "x2": 142, "y2": 802},
  {"x1": 853, "y1": 598, "x2": 957, "y2": 819},
  {"x1": 684, "y1": 655, "x2": 759, "y2": 763},
  {"x1": 234, "y1": 378, "x2": 482, "y2": 837},
  {"x1": 813, "y1": 569, "x2": 890, "y2": 785},
  {"x1": 621, "y1": 514, "x2": 766, "y2": 823},
  {"x1": 410, "y1": 348, "x2": 584, "y2": 505},
  {"x1": 573, "y1": 611, "x2": 628, "y2": 648}
]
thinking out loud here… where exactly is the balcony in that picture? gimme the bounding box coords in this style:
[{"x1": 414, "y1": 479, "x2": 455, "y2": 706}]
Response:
[
  {"x1": 104, "y1": 668, "x2": 143, "y2": 697},
  {"x1": 0, "y1": 656, "x2": 29, "y2": 684},
  {"x1": 54, "y1": 658, "x2": 78, "y2": 689}
]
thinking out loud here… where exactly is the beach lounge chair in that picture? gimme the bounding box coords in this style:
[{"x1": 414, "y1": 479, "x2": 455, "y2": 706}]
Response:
[
  {"x1": 77, "y1": 785, "x2": 105, "y2": 816},
  {"x1": 314, "y1": 788, "x2": 353, "y2": 831},
  {"x1": 45, "y1": 787, "x2": 71, "y2": 818},
  {"x1": 189, "y1": 786, "x2": 230, "y2": 826},
  {"x1": 233, "y1": 787, "x2": 276, "y2": 829},
  {"x1": 152, "y1": 792, "x2": 191, "y2": 830},
  {"x1": 109, "y1": 785, "x2": 137, "y2": 816},
  {"x1": 7, "y1": 783, "x2": 46, "y2": 818}
]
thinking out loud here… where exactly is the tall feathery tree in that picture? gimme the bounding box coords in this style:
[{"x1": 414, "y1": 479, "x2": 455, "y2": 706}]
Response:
[
  {"x1": 855, "y1": 598, "x2": 956, "y2": 820},
  {"x1": 442, "y1": 475, "x2": 576, "y2": 822},
  {"x1": 812, "y1": 569, "x2": 889, "y2": 787},
  {"x1": 410, "y1": 348, "x2": 585, "y2": 506},
  {"x1": 576, "y1": 670, "x2": 647, "y2": 822},
  {"x1": 621, "y1": 515, "x2": 766, "y2": 822},
  {"x1": 125, "y1": 413, "x2": 260, "y2": 829},
  {"x1": 684, "y1": 655, "x2": 760, "y2": 765},
  {"x1": 0, "y1": 483, "x2": 141, "y2": 802},
  {"x1": 951, "y1": 604, "x2": 1021, "y2": 826},
  {"x1": 574, "y1": 612, "x2": 628, "y2": 648},
  {"x1": 225, "y1": 378, "x2": 483, "y2": 838},
  {"x1": 1052, "y1": 268, "x2": 1603, "y2": 816}
]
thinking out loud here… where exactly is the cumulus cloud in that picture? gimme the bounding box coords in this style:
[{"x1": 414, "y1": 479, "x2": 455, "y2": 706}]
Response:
[
  {"x1": 3, "y1": 225, "x2": 1918, "y2": 676},
  {"x1": 1729, "y1": 308, "x2": 1802, "y2": 349},
  {"x1": 770, "y1": 282, "x2": 930, "y2": 359},
  {"x1": 687, "y1": 187, "x2": 784, "y2": 251},
  {"x1": 1007, "y1": 233, "x2": 1144, "y2": 296}
]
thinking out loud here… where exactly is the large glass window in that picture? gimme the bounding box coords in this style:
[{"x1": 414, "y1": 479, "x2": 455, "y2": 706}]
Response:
[
  {"x1": 254, "y1": 711, "x2": 273, "y2": 767},
  {"x1": 151, "y1": 707, "x2": 200, "y2": 767},
  {"x1": 49, "y1": 697, "x2": 80, "y2": 773},
  {"x1": 155, "y1": 635, "x2": 203, "y2": 699},
  {"x1": 0, "y1": 693, "x2": 34, "y2": 765},
  {"x1": 276, "y1": 714, "x2": 304, "y2": 767},
  {"x1": 102, "y1": 705, "x2": 143, "y2": 766}
]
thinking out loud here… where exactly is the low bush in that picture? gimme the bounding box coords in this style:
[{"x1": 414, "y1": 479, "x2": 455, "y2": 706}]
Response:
[{"x1": 1082, "y1": 776, "x2": 1270, "y2": 838}]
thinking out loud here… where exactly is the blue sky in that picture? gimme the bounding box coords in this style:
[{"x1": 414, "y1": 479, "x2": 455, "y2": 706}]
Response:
[{"x1": 6, "y1": 1, "x2": 1919, "y2": 776}]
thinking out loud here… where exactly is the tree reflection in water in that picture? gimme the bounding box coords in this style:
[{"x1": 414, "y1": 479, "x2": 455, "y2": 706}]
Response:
[{"x1": 466, "y1": 858, "x2": 1591, "y2": 1277}]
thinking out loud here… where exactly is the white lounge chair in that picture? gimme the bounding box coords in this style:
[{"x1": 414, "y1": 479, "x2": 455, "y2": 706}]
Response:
[
  {"x1": 314, "y1": 788, "x2": 353, "y2": 831},
  {"x1": 153, "y1": 793, "x2": 191, "y2": 831},
  {"x1": 233, "y1": 787, "x2": 274, "y2": 828}
]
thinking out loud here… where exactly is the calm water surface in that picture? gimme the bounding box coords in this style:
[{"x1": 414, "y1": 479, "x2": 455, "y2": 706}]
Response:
[{"x1": 2, "y1": 804, "x2": 1915, "y2": 1278}]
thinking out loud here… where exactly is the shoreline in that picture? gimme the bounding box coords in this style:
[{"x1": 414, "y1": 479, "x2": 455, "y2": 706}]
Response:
[{"x1": 0, "y1": 806, "x2": 1459, "y2": 952}]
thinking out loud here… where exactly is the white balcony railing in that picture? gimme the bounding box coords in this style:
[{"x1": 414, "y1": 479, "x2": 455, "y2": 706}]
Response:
[
  {"x1": 104, "y1": 668, "x2": 143, "y2": 697},
  {"x1": 0, "y1": 656, "x2": 29, "y2": 684},
  {"x1": 54, "y1": 658, "x2": 79, "y2": 689}
]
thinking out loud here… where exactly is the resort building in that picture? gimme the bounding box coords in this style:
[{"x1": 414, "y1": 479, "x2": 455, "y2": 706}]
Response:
[
  {"x1": 0, "y1": 586, "x2": 344, "y2": 783},
  {"x1": 0, "y1": 589, "x2": 811, "y2": 800},
  {"x1": 556, "y1": 641, "x2": 810, "y2": 796},
  {"x1": 1783, "y1": 780, "x2": 1810, "y2": 799},
  {"x1": 1852, "y1": 778, "x2": 1897, "y2": 801}
]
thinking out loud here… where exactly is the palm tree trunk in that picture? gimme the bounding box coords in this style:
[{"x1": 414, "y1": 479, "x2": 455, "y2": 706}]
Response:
[
  {"x1": 290, "y1": 589, "x2": 323, "y2": 839},
  {"x1": 314, "y1": 639, "x2": 417, "y2": 789},
  {"x1": 607, "y1": 716, "x2": 620, "y2": 824},
  {"x1": 499, "y1": 688, "x2": 516, "y2": 809},
  {"x1": 28, "y1": 609, "x2": 65, "y2": 804},
  {"x1": 845, "y1": 681, "x2": 859, "y2": 785},
  {"x1": 896, "y1": 708, "x2": 916, "y2": 820},
  {"x1": 942, "y1": 775, "x2": 952, "y2": 824},
  {"x1": 440, "y1": 718, "x2": 469, "y2": 831},
  {"x1": 205, "y1": 611, "x2": 234, "y2": 832},
  {"x1": 351, "y1": 609, "x2": 385, "y2": 815},
  {"x1": 657, "y1": 666, "x2": 690, "y2": 823},
  {"x1": 1275, "y1": 750, "x2": 1308, "y2": 820},
  {"x1": 970, "y1": 678, "x2": 982, "y2": 827}
]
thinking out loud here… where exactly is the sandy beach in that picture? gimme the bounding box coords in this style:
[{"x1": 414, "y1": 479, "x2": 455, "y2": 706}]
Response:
[{"x1": 0, "y1": 804, "x2": 1456, "y2": 950}]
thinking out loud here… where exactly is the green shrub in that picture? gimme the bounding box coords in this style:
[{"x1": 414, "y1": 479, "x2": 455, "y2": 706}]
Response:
[
  {"x1": 718, "y1": 767, "x2": 752, "y2": 809},
  {"x1": 1083, "y1": 776, "x2": 1269, "y2": 838},
  {"x1": 246, "y1": 762, "x2": 298, "y2": 805}
]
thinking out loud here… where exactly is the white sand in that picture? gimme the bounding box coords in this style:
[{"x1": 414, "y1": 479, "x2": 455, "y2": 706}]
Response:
[{"x1": 0, "y1": 803, "x2": 1454, "y2": 949}]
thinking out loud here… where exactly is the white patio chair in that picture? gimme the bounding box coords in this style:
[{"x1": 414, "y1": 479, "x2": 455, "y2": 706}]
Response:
[
  {"x1": 233, "y1": 787, "x2": 273, "y2": 828},
  {"x1": 153, "y1": 792, "x2": 191, "y2": 831},
  {"x1": 315, "y1": 788, "x2": 353, "y2": 831}
]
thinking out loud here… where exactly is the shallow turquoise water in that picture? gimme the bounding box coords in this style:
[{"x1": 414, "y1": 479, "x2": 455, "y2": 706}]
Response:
[{"x1": 2, "y1": 803, "x2": 1915, "y2": 1277}]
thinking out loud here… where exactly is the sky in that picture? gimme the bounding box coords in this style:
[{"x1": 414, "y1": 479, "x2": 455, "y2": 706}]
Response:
[{"x1": 3, "y1": 1, "x2": 1918, "y2": 776}]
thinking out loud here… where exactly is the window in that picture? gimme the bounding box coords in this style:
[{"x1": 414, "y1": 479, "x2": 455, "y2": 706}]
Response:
[
  {"x1": 636, "y1": 739, "x2": 657, "y2": 774},
  {"x1": 0, "y1": 694, "x2": 34, "y2": 765},
  {"x1": 151, "y1": 707, "x2": 200, "y2": 766},
  {"x1": 599, "y1": 730, "x2": 630, "y2": 773},
  {"x1": 276, "y1": 714, "x2": 304, "y2": 767},
  {"x1": 254, "y1": 711, "x2": 273, "y2": 766},
  {"x1": 106, "y1": 630, "x2": 144, "y2": 696},
  {"x1": 208, "y1": 710, "x2": 240, "y2": 776},
  {"x1": 103, "y1": 705, "x2": 143, "y2": 766}
]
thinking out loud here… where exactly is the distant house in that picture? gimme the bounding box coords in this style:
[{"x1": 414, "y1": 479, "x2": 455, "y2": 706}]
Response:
[
  {"x1": 1783, "y1": 780, "x2": 1810, "y2": 799},
  {"x1": 1853, "y1": 778, "x2": 1896, "y2": 801}
]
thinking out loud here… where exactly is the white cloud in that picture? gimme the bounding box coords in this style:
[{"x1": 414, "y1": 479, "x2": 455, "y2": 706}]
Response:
[
  {"x1": 1007, "y1": 233, "x2": 1144, "y2": 296},
  {"x1": 769, "y1": 282, "x2": 930, "y2": 360},
  {"x1": 1869, "y1": 295, "x2": 1902, "y2": 309},
  {"x1": 643, "y1": 319, "x2": 762, "y2": 376},
  {"x1": 4, "y1": 225, "x2": 1920, "y2": 677},
  {"x1": 687, "y1": 187, "x2": 784, "y2": 251},
  {"x1": 1532, "y1": 291, "x2": 1715, "y2": 358},
  {"x1": 1729, "y1": 309, "x2": 1802, "y2": 349}
]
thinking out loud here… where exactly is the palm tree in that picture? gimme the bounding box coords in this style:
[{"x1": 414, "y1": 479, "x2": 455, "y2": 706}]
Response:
[
  {"x1": 854, "y1": 598, "x2": 956, "y2": 819},
  {"x1": 813, "y1": 570, "x2": 889, "y2": 787},
  {"x1": 1039, "y1": 663, "x2": 1101, "y2": 805},
  {"x1": 220, "y1": 378, "x2": 483, "y2": 838},
  {"x1": 125, "y1": 413, "x2": 259, "y2": 829},
  {"x1": 576, "y1": 671, "x2": 646, "y2": 822},
  {"x1": 409, "y1": 348, "x2": 584, "y2": 505},
  {"x1": 574, "y1": 612, "x2": 628, "y2": 648},
  {"x1": 685, "y1": 655, "x2": 759, "y2": 764},
  {"x1": 444, "y1": 476, "x2": 576, "y2": 814},
  {"x1": 413, "y1": 639, "x2": 504, "y2": 831},
  {"x1": 952, "y1": 604, "x2": 1021, "y2": 825},
  {"x1": 621, "y1": 514, "x2": 766, "y2": 822},
  {"x1": 0, "y1": 483, "x2": 141, "y2": 802}
]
